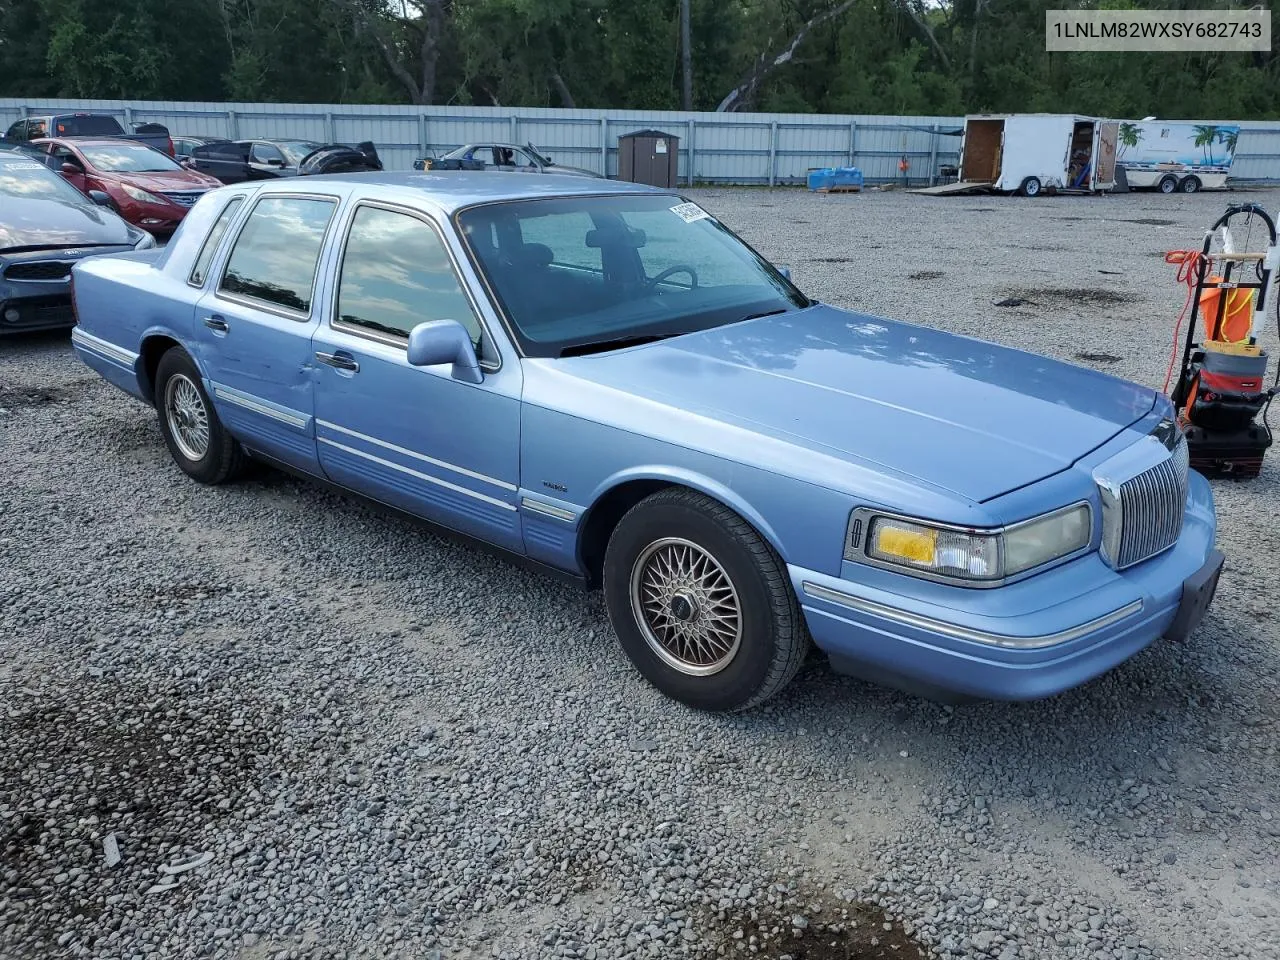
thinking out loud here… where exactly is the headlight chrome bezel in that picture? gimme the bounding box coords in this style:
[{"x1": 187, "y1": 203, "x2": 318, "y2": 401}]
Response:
[{"x1": 844, "y1": 502, "x2": 1094, "y2": 589}]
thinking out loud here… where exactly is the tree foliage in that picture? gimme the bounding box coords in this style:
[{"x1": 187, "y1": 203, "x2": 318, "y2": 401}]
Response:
[{"x1": 2, "y1": 0, "x2": 1278, "y2": 118}]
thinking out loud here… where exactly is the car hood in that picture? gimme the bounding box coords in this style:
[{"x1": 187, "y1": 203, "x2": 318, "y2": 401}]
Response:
[
  {"x1": 546, "y1": 305, "x2": 1156, "y2": 503},
  {"x1": 0, "y1": 195, "x2": 136, "y2": 250},
  {"x1": 108, "y1": 170, "x2": 219, "y2": 192}
]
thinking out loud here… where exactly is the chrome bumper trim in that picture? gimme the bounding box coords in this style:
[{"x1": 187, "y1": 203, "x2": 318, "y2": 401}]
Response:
[
  {"x1": 71, "y1": 327, "x2": 138, "y2": 366},
  {"x1": 800, "y1": 581, "x2": 1144, "y2": 650}
]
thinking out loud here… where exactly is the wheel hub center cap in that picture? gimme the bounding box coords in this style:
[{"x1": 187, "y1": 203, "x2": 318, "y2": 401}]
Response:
[{"x1": 669, "y1": 593, "x2": 698, "y2": 622}]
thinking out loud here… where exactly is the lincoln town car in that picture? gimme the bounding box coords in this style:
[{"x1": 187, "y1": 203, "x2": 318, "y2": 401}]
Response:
[{"x1": 69, "y1": 173, "x2": 1222, "y2": 710}]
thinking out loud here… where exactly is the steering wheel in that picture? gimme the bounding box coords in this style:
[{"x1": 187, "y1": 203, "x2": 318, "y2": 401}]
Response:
[{"x1": 645, "y1": 264, "x2": 699, "y2": 291}]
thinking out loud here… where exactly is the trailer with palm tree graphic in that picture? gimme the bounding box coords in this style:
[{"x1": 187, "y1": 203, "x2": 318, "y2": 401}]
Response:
[{"x1": 1116, "y1": 121, "x2": 1239, "y2": 193}]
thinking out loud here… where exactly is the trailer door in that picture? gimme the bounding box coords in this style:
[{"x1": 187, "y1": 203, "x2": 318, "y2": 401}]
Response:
[{"x1": 1093, "y1": 121, "x2": 1119, "y2": 190}]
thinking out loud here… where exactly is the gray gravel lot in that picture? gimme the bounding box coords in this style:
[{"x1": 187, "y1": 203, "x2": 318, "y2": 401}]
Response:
[{"x1": 2, "y1": 186, "x2": 1278, "y2": 960}]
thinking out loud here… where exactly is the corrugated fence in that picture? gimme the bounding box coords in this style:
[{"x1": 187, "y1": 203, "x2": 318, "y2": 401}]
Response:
[{"x1": 5, "y1": 98, "x2": 1280, "y2": 185}]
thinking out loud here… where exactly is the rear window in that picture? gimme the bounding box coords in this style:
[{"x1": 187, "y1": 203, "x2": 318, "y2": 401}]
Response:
[{"x1": 54, "y1": 115, "x2": 125, "y2": 137}]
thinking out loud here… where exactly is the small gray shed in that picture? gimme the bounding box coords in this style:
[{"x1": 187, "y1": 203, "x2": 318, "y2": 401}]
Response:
[{"x1": 617, "y1": 129, "x2": 680, "y2": 187}]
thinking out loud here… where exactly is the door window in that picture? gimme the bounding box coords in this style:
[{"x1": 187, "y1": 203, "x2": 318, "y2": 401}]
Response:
[
  {"x1": 250, "y1": 143, "x2": 285, "y2": 166},
  {"x1": 4, "y1": 121, "x2": 24, "y2": 139},
  {"x1": 219, "y1": 196, "x2": 336, "y2": 314},
  {"x1": 190, "y1": 197, "x2": 245, "y2": 287},
  {"x1": 335, "y1": 205, "x2": 483, "y2": 345}
]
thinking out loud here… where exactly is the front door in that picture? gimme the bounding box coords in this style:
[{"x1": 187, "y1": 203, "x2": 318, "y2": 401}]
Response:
[
  {"x1": 311, "y1": 200, "x2": 523, "y2": 552},
  {"x1": 1093, "y1": 121, "x2": 1119, "y2": 189},
  {"x1": 191, "y1": 191, "x2": 341, "y2": 474}
]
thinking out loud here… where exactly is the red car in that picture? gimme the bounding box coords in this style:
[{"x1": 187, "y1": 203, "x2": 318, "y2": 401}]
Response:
[{"x1": 32, "y1": 137, "x2": 222, "y2": 236}]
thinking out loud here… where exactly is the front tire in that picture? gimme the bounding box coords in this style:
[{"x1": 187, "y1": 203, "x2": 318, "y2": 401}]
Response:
[
  {"x1": 1019, "y1": 177, "x2": 1042, "y2": 197},
  {"x1": 154, "y1": 348, "x2": 245, "y2": 485},
  {"x1": 602, "y1": 488, "x2": 808, "y2": 711},
  {"x1": 1159, "y1": 175, "x2": 1179, "y2": 194}
]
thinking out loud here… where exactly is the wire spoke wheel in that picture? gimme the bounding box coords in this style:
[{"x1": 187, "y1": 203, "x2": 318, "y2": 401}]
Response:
[
  {"x1": 164, "y1": 373, "x2": 210, "y2": 462},
  {"x1": 629, "y1": 536, "x2": 742, "y2": 676}
]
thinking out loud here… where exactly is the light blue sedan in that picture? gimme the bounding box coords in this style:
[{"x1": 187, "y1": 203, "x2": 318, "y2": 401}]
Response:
[{"x1": 69, "y1": 172, "x2": 1222, "y2": 710}]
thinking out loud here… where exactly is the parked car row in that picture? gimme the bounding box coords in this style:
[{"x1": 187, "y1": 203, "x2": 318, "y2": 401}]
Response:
[
  {"x1": 1, "y1": 111, "x2": 385, "y2": 245},
  {"x1": 0, "y1": 148, "x2": 155, "y2": 335}
]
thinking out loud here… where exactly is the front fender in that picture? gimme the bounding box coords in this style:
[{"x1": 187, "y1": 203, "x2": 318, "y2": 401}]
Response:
[{"x1": 586, "y1": 464, "x2": 787, "y2": 558}]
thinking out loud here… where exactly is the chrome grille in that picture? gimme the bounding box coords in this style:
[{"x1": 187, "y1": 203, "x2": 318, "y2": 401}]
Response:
[
  {"x1": 162, "y1": 191, "x2": 205, "y2": 207},
  {"x1": 1095, "y1": 425, "x2": 1189, "y2": 570}
]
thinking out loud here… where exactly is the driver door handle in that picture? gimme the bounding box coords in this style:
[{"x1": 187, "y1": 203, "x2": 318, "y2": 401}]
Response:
[{"x1": 315, "y1": 351, "x2": 359, "y2": 373}]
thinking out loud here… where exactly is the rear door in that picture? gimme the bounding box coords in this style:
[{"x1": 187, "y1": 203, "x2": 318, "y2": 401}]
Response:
[
  {"x1": 190, "y1": 142, "x2": 250, "y2": 184},
  {"x1": 1093, "y1": 121, "x2": 1119, "y2": 190},
  {"x1": 191, "y1": 191, "x2": 342, "y2": 474}
]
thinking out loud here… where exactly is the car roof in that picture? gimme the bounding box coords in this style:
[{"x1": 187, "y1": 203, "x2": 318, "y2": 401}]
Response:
[
  {"x1": 36, "y1": 137, "x2": 157, "y2": 148},
  {"x1": 288, "y1": 171, "x2": 664, "y2": 212}
]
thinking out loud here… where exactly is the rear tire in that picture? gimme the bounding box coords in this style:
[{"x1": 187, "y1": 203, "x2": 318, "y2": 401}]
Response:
[
  {"x1": 602, "y1": 488, "x2": 808, "y2": 712},
  {"x1": 154, "y1": 348, "x2": 245, "y2": 485},
  {"x1": 1159, "y1": 175, "x2": 1179, "y2": 194},
  {"x1": 1019, "y1": 177, "x2": 1042, "y2": 197},
  {"x1": 1180, "y1": 176, "x2": 1202, "y2": 194}
]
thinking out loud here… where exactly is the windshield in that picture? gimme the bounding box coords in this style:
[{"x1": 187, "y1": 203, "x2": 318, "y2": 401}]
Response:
[
  {"x1": 526, "y1": 144, "x2": 552, "y2": 165},
  {"x1": 81, "y1": 143, "x2": 181, "y2": 173},
  {"x1": 278, "y1": 141, "x2": 323, "y2": 165},
  {"x1": 0, "y1": 156, "x2": 93, "y2": 205},
  {"x1": 457, "y1": 194, "x2": 808, "y2": 358}
]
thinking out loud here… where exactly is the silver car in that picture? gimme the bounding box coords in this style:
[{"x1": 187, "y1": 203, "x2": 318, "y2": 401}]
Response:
[{"x1": 413, "y1": 142, "x2": 599, "y2": 177}]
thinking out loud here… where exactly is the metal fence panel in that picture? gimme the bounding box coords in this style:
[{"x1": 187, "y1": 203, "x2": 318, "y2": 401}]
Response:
[{"x1": 2, "y1": 98, "x2": 1279, "y2": 185}]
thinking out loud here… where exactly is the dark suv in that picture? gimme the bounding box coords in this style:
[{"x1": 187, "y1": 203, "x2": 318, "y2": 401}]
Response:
[{"x1": 4, "y1": 114, "x2": 172, "y2": 155}]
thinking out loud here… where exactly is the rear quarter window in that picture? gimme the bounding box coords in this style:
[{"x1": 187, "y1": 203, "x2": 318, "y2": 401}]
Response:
[{"x1": 189, "y1": 197, "x2": 245, "y2": 287}]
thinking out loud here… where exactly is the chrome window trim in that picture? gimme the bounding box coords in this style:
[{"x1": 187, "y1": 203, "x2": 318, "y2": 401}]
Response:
[
  {"x1": 318, "y1": 437, "x2": 517, "y2": 511},
  {"x1": 187, "y1": 195, "x2": 246, "y2": 289},
  {"x1": 315, "y1": 419, "x2": 516, "y2": 491},
  {"x1": 328, "y1": 198, "x2": 501, "y2": 373},
  {"x1": 844, "y1": 501, "x2": 1095, "y2": 590},
  {"x1": 215, "y1": 191, "x2": 339, "y2": 322},
  {"x1": 801, "y1": 581, "x2": 1144, "y2": 650}
]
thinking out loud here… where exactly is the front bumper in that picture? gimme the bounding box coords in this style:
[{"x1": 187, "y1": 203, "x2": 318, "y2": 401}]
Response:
[
  {"x1": 793, "y1": 471, "x2": 1218, "y2": 701},
  {"x1": 0, "y1": 289, "x2": 74, "y2": 334}
]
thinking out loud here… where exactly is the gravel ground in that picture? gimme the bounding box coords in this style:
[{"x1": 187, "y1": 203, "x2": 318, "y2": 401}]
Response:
[{"x1": 2, "y1": 186, "x2": 1278, "y2": 960}]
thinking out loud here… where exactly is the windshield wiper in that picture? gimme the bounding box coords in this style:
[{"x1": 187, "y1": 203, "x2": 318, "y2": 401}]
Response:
[{"x1": 559, "y1": 333, "x2": 680, "y2": 357}]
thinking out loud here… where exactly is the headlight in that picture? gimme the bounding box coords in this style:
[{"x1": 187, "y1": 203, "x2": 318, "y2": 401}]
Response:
[
  {"x1": 120, "y1": 183, "x2": 168, "y2": 205},
  {"x1": 133, "y1": 230, "x2": 157, "y2": 250},
  {"x1": 846, "y1": 504, "x2": 1091, "y2": 585},
  {"x1": 1003, "y1": 504, "x2": 1091, "y2": 575}
]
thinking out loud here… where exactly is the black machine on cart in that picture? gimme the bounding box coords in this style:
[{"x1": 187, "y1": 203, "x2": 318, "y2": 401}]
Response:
[{"x1": 1167, "y1": 203, "x2": 1279, "y2": 478}]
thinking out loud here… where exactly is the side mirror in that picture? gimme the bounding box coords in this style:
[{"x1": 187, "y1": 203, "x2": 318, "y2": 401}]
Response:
[
  {"x1": 60, "y1": 162, "x2": 83, "y2": 176},
  {"x1": 265, "y1": 157, "x2": 284, "y2": 167},
  {"x1": 87, "y1": 190, "x2": 116, "y2": 210},
  {"x1": 775, "y1": 265, "x2": 793, "y2": 281},
  {"x1": 407, "y1": 319, "x2": 483, "y2": 384}
]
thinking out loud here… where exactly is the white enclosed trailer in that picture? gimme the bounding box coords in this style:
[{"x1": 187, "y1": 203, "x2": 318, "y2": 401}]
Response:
[
  {"x1": 1116, "y1": 120, "x2": 1239, "y2": 193},
  {"x1": 956, "y1": 114, "x2": 1119, "y2": 195}
]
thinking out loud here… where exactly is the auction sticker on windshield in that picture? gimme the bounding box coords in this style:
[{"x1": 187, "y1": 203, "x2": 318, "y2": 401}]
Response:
[{"x1": 671, "y1": 201, "x2": 709, "y2": 223}]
